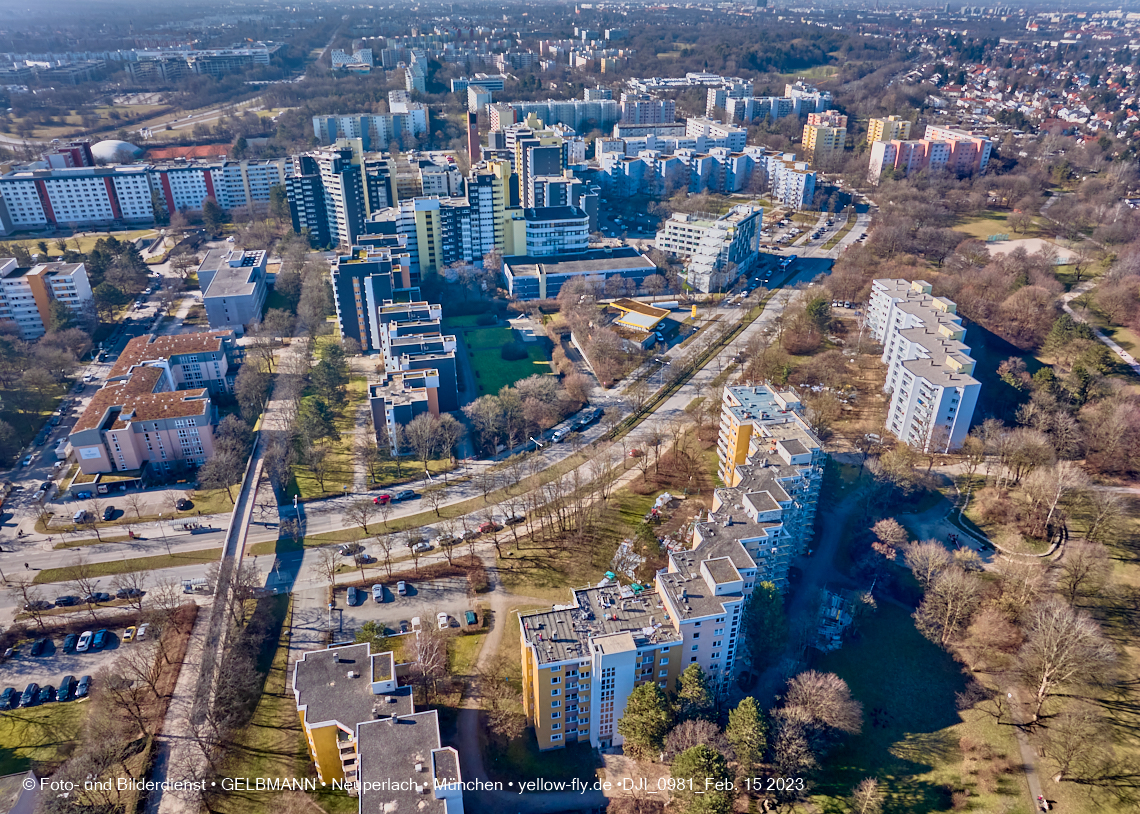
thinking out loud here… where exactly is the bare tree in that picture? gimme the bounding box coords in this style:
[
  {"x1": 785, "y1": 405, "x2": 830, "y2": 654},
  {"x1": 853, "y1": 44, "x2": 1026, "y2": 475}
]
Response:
[
  {"x1": 848, "y1": 778, "x2": 883, "y2": 814},
  {"x1": 110, "y1": 569, "x2": 150, "y2": 613},
  {"x1": 406, "y1": 532, "x2": 425, "y2": 575},
  {"x1": 408, "y1": 623, "x2": 447, "y2": 704},
  {"x1": 781, "y1": 670, "x2": 864, "y2": 738},
  {"x1": 6, "y1": 578, "x2": 49, "y2": 630},
  {"x1": 871, "y1": 518, "x2": 909, "y2": 549},
  {"x1": 314, "y1": 547, "x2": 342, "y2": 588},
  {"x1": 422, "y1": 486, "x2": 446, "y2": 517},
  {"x1": 344, "y1": 499, "x2": 379, "y2": 538},
  {"x1": 1055, "y1": 540, "x2": 1112, "y2": 604},
  {"x1": 125, "y1": 491, "x2": 148, "y2": 522},
  {"x1": 914, "y1": 566, "x2": 983, "y2": 649},
  {"x1": 903, "y1": 540, "x2": 951, "y2": 589},
  {"x1": 1020, "y1": 598, "x2": 1115, "y2": 723},
  {"x1": 1082, "y1": 489, "x2": 1124, "y2": 545},
  {"x1": 374, "y1": 533, "x2": 395, "y2": 579}
]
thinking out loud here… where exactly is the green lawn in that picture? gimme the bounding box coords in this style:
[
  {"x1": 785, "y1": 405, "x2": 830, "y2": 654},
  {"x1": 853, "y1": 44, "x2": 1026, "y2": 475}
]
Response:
[
  {"x1": 0, "y1": 703, "x2": 88, "y2": 775},
  {"x1": 807, "y1": 603, "x2": 1029, "y2": 813},
  {"x1": 6, "y1": 230, "x2": 157, "y2": 256},
  {"x1": 447, "y1": 631, "x2": 487, "y2": 678},
  {"x1": 459, "y1": 326, "x2": 553, "y2": 395},
  {"x1": 441, "y1": 314, "x2": 486, "y2": 328}
]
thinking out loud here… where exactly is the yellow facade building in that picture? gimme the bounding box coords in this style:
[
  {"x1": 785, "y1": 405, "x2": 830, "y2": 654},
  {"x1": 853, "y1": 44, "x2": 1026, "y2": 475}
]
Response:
[
  {"x1": 801, "y1": 123, "x2": 847, "y2": 166},
  {"x1": 867, "y1": 115, "x2": 912, "y2": 143}
]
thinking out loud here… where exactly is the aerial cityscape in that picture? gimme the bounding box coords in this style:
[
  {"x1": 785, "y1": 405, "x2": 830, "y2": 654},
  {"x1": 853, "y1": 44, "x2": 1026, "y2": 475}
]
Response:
[{"x1": 0, "y1": 1, "x2": 1136, "y2": 813}]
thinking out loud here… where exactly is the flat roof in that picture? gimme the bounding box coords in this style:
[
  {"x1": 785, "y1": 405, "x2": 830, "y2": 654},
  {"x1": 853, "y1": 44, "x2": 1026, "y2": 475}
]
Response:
[
  {"x1": 356, "y1": 712, "x2": 453, "y2": 813},
  {"x1": 504, "y1": 247, "x2": 656, "y2": 279},
  {"x1": 523, "y1": 205, "x2": 586, "y2": 222},
  {"x1": 109, "y1": 332, "x2": 233, "y2": 378},
  {"x1": 294, "y1": 644, "x2": 414, "y2": 731}
]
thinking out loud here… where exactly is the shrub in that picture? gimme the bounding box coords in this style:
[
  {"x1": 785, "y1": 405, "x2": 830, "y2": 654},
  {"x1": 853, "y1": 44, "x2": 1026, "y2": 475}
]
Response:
[{"x1": 501, "y1": 341, "x2": 528, "y2": 361}]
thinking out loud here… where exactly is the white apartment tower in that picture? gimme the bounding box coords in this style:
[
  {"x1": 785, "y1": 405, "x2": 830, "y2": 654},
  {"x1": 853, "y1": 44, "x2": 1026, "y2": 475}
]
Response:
[{"x1": 867, "y1": 279, "x2": 981, "y2": 452}]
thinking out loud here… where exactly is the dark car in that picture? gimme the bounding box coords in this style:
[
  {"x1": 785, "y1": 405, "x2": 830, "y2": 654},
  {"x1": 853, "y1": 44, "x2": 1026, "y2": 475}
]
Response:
[
  {"x1": 24, "y1": 600, "x2": 53, "y2": 612},
  {"x1": 75, "y1": 675, "x2": 91, "y2": 698},
  {"x1": 55, "y1": 595, "x2": 80, "y2": 607},
  {"x1": 0, "y1": 687, "x2": 15, "y2": 709},
  {"x1": 346, "y1": 587, "x2": 363, "y2": 606},
  {"x1": 63, "y1": 633, "x2": 78, "y2": 652},
  {"x1": 58, "y1": 676, "x2": 75, "y2": 701},
  {"x1": 29, "y1": 638, "x2": 48, "y2": 656},
  {"x1": 394, "y1": 490, "x2": 416, "y2": 502},
  {"x1": 84, "y1": 593, "x2": 111, "y2": 605},
  {"x1": 102, "y1": 505, "x2": 115, "y2": 521},
  {"x1": 39, "y1": 481, "x2": 52, "y2": 491},
  {"x1": 115, "y1": 587, "x2": 144, "y2": 599},
  {"x1": 175, "y1": 498, "x2": 192, "y2": 510},
  {"x1": 20, "y1": 683, "x2": 39, "y2": 707},
  {"x1": 37, "y1": 685, "x2": 56, "y2": 704},
  {"x1": 91, "y1": 629, "x2": 109, "y2": 650},
  {"x1": 505, "y1": 514, "x2": 526, "y2": 525}
]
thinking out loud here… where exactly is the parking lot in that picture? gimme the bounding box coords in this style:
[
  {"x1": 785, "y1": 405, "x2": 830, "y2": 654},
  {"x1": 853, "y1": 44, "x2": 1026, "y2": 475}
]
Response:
[
  {"x1": 0, "y1": 630, "x2": 145, "y2": 702},
  {"x1": 319, "y1": 574, "x2": 480, "y2": 637}
]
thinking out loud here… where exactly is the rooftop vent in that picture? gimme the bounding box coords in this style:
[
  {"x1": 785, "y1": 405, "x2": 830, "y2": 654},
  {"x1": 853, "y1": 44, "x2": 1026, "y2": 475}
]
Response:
[
  {"x1": 346, "y1": 671, "x2": 359, "y2": 679},
  {"x1": 415, "y1": 762, "x2": 424, "y2": 773}
]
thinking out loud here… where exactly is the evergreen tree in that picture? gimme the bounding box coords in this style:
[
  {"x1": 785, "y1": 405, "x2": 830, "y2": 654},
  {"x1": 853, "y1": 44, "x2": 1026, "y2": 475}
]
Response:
[
  {"x1": 201, "y1": 196, "x2": 225, "y2": 236},
  {"x1": 670, "y1": 745, "x2": 733, "y2": 814},
  {"x1": 726, "y1": 696, "x2": 766, "y2": 780},
  {"x1": 677, "y1": 663, "x2": 714, "y2": 721},
  {"x1": 616, "y1": 681, "x2": 674, "y2": 760},
  {"x1": 741, "y1": 581, "x2": 787, "y2": 671}
]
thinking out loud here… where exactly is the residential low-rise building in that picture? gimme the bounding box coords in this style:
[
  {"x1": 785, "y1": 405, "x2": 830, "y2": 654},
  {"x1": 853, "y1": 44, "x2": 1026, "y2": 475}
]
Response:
[
  {"x1": 195, "y1": 249, "x2": 267, "y2": 333},
  {"x1": 502, "y1": 246, "x2": 657, "y2": 300},
  {"x1": 654, "y1": 205, "x2": 762, "y2": 293},
  {"x1": 867, "y1": 279, "x2": 981, "y2": 451}
]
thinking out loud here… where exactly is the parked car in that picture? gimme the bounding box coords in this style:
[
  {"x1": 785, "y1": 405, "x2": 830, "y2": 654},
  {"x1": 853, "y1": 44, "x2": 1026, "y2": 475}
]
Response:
[
  {"x1": 37, "y1": 685, "x2": 56, "y2": 704},
  {"x1": 63, "y1": 633, "x2": 78, "y2": 652},
  {"x1": 55, "y1": 595, "x2": 80, "y2": 607},
  {"x1": 175, "y1": 498, "x2": 192, "y2": 510},
  {"x1": 437, "y1": 613, "x2": 449, "y2": 630},
  {"x1": 20, "y1": 683, "x2": 40, "y2": 707},
  {"x1": 123, "y1": 626, "x2": 137, "y2": 642},
  {"x1": 505, "y1": 514, "x2": 526, "y2": 526},
  {"x1": 461, "y1": 528, "x2": 480, "y2": 541},
  {"x1": 116, "y1": 587, "x2": 144, "y2": 599},
  {"x1": 76, "y1": 675, "x2": 91, "y2": 698},
  {"x1": 0, "y1": 687, "x2": 15, "y2": 709},
  {"x1": 412, "y1": 541, "x2": 431, "y2": 554},
  {"x1": 371, "y1": 584, "x2": 384, "y2": 603},
  {"x1": 58, "y1": 676, "x2": 75, "y2": 702},
  {"x1": 39, "y1": 481, "x2": 52, "y2": 491},
  {"x1": 464, "y1": 610, "x2": 478, "y2": 627},
  {"x1": 347, "y1": 587, "x2": 363, "y2": 606},
  {"x1": 102, "y1": 505, "x2": 116, "y2": 521},
  {"x1": 628, "y1": 448, "x2": 643, "y2": 458},
  {"x1": 73, "y1": 510, "x2": 92, "y2": 524},
  {"x1": 373, "y1": 494, "x2": 391, "y2": 505},
  {"x1": 74, "y1": 491, "x2": 93, "y2": 500},
  {"x1": 76, "y1": 631, "x2": 92, "y2": 652},
  {"x1": 24, "y1": 599, "x2": 52, "y2": 611},
  {"x1": 436, "y1": 534, "x2": 456, "y2": 547},
  {"x1": 354, "y1": 553, "x2": 376, "y2": 565},
  {"x1": 91, "y1": 629, "x2": 109, "y2": 650},
  {"x1": 136, "y1": 623, "x2": 149, "y2": 641},
  {"x1": 21, "y1": 454, "x2": 33, "y2": 467},
  {"x1": 29, "y1": 638, "x2": 47, "y2": 656},
  {"x1": 394, "y1": 490, "x2": 416, "y2": 502},
  {"x1": 84, "y1": 592, "x2": 111, "y2": 604},
  {"x1": 339, "y1": 543, "x2": 364, "y2": 557},
  {"x1": 396, "y1": 581, "x2": 407, "y2": 596},
  {"x1": 479, "y1": 521, "x2": 502, "y2": 534}
]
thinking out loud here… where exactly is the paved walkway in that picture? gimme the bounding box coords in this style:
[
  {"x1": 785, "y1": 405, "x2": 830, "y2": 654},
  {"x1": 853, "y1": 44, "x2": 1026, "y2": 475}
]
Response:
[
  {"x1": 1061, "y1": 280, "x2": 1140, "y2": 378},
  {"x1": 144, "y1": 596, "x2": 213, "y2": 814}
]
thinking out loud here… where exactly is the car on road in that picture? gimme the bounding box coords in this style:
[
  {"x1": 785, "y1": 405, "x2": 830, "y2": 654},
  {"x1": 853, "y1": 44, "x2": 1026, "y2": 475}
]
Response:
[
  {"x1": 396, "y1": 581, "x2": 407, "y2": 596},
  {"x1": 628, "y1": 448, "x2": 643, "y2": 458},
  {"x1": 136, "y1": 623, "x2": 149, "y2": 640},
  {"x1": 373, "y1": 494, "x2": 391, "y2": 505},
  {"x1": 29, "y1": 638, "x2": 48, "y2": 656},
  {"x1": 412, "y1": 541, "x2": 432, "y2": 554},
  {"x1": 347, "y1": 587, "x2": 364, "y2": 606},
  {"x1": 103, "y1": 505, "x2": 116, "y2": 521},
  {"x1": 339, "y1": 543, "x2": 364, "y2": 557},
  {"x1": 58, "y1": 676, "x2": 75, "y2": 701},
  {"x1": 63, "y1": 633, "x2": 78, "y2": 652},
  {"x1": 91, "y1": 629, "x2": 109, "y2": 650},
  {"x1": 55, "y1": 595, "x2": 80, "y2": 607},
  {"x1": 175, "y1": 498, "x2": 192, "y2": 510},
  {"x1": 123, "y1": 626, "x2": 137, "y2": 642},
  {"x1": 21, "y1": 683, "x2": 40, "y2": 707},
  {"x1": 551, "y1": 428, "x2": 568, "y2": 443},
  {"x1": 76, "y1": 675, "x2": 91, "y2": 698},
  {"x1": 76, "y1": 631, "x2": 92, "y2": 652},
  {"x1": 0, "y1": 687, "x2": 15, "y2": 709},
  {"x1": 394, "y1": 490, "x2": 416, "y2": 502},
  {"x1": 437, "y1": 613, "x2": 449, "y2": 630},
  {"x1": 21, "y1": 454, "x2": 33, "y2": 466},
  {"x1": 478, "y1": 521, "x2": 502, "y2": 534},
  {"x1": 372, "y1": 584, "x2": 384, "y2": 603}
]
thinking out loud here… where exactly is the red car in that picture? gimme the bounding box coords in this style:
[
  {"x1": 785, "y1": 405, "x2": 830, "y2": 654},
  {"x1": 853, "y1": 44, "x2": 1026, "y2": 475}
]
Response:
[
  {"x1": 373, "y1": 494, "x2": 391, "y2": 505},
  {"x1": 479, "y1": 521, "x2": 502, "y2": 534}
]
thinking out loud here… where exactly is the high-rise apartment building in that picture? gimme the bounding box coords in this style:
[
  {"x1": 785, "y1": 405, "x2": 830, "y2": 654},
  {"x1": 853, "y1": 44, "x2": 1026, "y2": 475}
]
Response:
[
  {"x1": 867, "y1": 127, "x2": 991, "y2": 184},
  {"x1": 867, "y1": 115, "x2": 912, "y2": 143},
  {"x1": 292, "y1": 644, "x2": 464, "y2": 812},
  {"x1": 618, "y1": 93, "x2": 675, "y2": 125},
  {"x1": 0, "y1": 259, "x2": 93, "y2": 340},
  {"x1": 867, "y1": 279, "x2": 981, "y2": 451},
  {"x1": 312, "y1": 111, "x2": 428, "y2": 150},
  {"x1": 654, "y1": 204, "x2": 763, "y2": 293},
  {"x1": 801, "y1": 123, "x2": 847, "y2": 166}
]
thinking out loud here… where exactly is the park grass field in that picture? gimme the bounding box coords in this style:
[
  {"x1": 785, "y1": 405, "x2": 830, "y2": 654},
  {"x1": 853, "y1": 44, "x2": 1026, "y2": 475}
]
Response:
[{"x1": 459, "y1": 325, "x2": 552, "y2": 395}]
